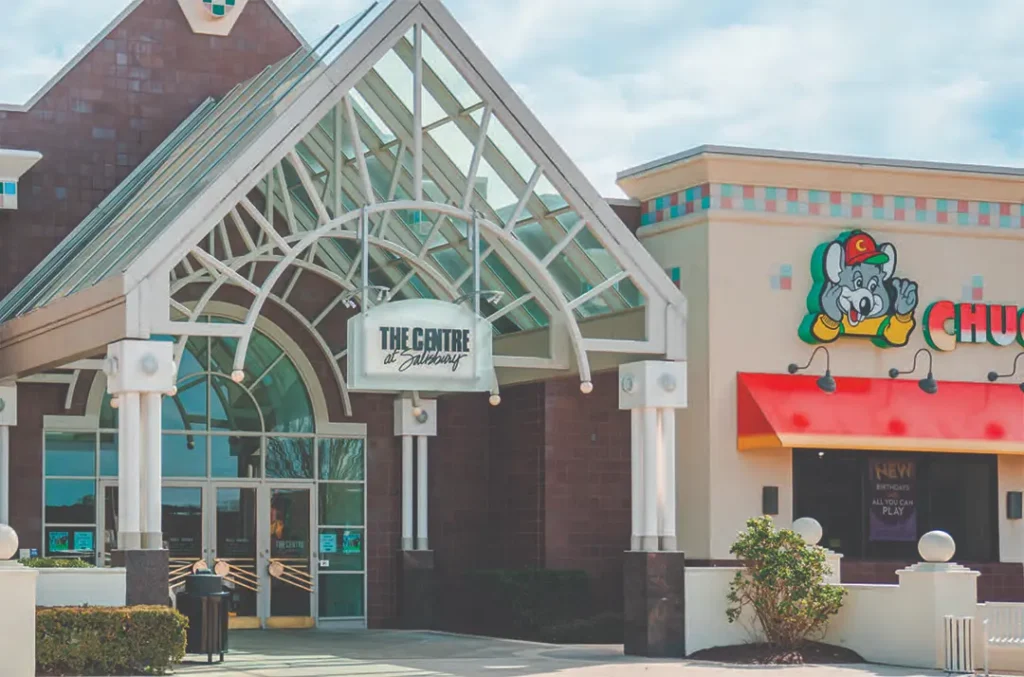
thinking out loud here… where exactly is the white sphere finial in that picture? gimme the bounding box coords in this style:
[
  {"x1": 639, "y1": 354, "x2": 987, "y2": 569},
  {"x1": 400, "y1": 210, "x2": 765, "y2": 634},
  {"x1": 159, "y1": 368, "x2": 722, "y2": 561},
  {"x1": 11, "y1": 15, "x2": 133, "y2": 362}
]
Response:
[
  {"x1": 488, "y1": 394, "x2": 501, "y2": 407},
  {"x1": 0, "y1": 524, "x2": 19, "y2": 561},
  {"x1": 231, "y1": 370, "x2": 245, "y2": 384},
  {"x1": 110, "y1": 396, "x2": 120, "y2": 409},
  {"x1": 580, "y1": 381, "x2": 594, "y2": 395},
  {"x1": 792, "y1": 517, "x2": 823, "y2": 546},
  {"x1": 918, "y1": 530, "x2": 955, "y2": 563}
]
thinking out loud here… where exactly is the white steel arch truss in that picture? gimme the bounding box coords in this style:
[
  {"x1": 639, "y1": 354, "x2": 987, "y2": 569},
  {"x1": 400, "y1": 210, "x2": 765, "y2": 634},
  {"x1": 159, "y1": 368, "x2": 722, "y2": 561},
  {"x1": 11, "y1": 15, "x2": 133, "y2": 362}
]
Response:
[{"x1": 0, "y1": 0, "x2": 686, "y2": 402}]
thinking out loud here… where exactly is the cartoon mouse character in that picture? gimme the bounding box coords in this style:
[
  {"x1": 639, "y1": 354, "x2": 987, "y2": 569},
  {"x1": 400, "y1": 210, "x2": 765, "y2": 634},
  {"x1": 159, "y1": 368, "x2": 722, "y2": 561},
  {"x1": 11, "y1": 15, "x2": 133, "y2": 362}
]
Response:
[{"x1": 800, "y1": 230, "x2": 919, "y2": 347}]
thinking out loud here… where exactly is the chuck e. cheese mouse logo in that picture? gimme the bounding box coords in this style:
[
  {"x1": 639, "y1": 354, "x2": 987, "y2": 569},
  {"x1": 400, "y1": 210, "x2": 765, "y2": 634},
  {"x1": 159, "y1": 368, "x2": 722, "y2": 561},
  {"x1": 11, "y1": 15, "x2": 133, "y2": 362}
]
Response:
[{"x1": 799, "y1": 230, "x2": 920, "y2": 348}]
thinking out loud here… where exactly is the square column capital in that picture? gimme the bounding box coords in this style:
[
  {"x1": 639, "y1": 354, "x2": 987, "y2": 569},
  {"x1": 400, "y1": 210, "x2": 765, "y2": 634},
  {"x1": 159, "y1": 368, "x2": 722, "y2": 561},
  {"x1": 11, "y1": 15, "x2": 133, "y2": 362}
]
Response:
[
  {"x1": 105, "y1": 340, "x2": 176, "y2": 395},
  {"x1": 618, "y1": 361, "x2": 687, "y2": 411},
  {"x1": 394, "y1": 398, "x2": 438, "y2": 437},
  {"x1": 0, "y1": 385, "x2": 17, "y2": 426}
]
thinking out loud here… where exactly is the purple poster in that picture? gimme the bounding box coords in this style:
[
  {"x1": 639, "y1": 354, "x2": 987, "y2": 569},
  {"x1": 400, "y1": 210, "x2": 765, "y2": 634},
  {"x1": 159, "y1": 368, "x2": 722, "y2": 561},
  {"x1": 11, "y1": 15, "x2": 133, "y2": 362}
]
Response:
[{"x1": 868, "y1": 458, "x2": 917, "y2": 542}]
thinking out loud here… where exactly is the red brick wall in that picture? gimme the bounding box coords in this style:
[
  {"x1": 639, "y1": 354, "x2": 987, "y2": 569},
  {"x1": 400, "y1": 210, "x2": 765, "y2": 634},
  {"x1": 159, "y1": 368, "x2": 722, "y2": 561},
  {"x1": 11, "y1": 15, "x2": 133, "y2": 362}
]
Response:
[
  {"x1": 0, "y1": 0, "x2": 299, "y2": 297},
  {"x1": 543, "y1": 371, "x2": 631, "y2": 612}
]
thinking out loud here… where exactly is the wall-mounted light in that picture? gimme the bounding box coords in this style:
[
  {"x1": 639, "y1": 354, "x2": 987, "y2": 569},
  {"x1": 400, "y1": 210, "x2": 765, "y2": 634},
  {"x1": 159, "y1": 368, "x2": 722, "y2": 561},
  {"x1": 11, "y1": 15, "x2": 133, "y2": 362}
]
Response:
[
  {"x1": 987, "y1": 352, "x2": 1024, "y2": 393},
  {"x1": 1008, "y1": 491, "x2": 1023, "y2": 520},
  {"x1": 888, "y1": 348, "x2": 938, "y2": 394},
  {"x1": 787, "y1": 346, "x2": 836, "y2": 393}
]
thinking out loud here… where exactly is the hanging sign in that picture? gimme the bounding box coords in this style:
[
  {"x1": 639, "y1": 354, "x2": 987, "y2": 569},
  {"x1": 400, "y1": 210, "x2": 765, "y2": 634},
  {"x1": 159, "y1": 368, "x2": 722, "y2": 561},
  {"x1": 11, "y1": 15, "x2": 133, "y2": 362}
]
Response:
[
  {"x1": 867, "y1": 458, "x2": 917, "y2": 542},
  {"x1": 347, "y1": 299, "x2": 495, "y2": 392},
  {"x1": 923, "y1": 301, "x2": 1024, "y2": 352}
]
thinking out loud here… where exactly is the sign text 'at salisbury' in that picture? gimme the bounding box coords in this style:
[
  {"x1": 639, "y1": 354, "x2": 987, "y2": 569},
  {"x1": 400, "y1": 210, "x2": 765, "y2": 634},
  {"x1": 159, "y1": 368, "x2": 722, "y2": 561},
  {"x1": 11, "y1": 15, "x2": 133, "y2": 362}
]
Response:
[{"x1": 378, "y1": 325, "x2": 471, "y2": 373}]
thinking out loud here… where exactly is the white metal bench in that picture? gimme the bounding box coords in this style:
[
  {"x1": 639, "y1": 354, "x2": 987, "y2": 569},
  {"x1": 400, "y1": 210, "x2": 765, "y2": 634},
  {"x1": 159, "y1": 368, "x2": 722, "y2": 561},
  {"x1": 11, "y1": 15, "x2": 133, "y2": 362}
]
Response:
[{"x1": 983, "y1": 602, "x2": 1024, "y2": 675}]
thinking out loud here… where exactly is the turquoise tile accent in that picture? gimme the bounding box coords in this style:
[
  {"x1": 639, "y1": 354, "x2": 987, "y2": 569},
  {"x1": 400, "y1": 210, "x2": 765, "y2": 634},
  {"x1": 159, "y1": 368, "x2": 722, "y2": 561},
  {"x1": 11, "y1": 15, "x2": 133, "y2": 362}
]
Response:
[
  {"x1": 851, "y1": 193, "x2": 866, "y2": 206},
  {"x1": 765, "y1": 187, "x2": 777, "y2": 200},
  {"x1": 873, "y1": 207, "x2": 885, "y2": 219},
  {"x1": 1000, "y1": 215, "x2": 1013, "y2": 228},
  {"x1": 894, "y1": 196, "x2": 905, "y2": 209},
  {"x1": 743, "y1": 199, "x2": 756, "y2": 210},
  {"x1": 809, "y1": 190, "x2": 827, "y2": 203},
  {"x1": 780, "y1": 264, "x2": 793, "y2": 276},
  {"x1": 937, "y1": 199, "x2": 949, "y2": 212},
  {"x1": 972, "y1": 275, "x2": 984, "y2": 287},
  {"x1": 2, "y1": 182, "x2": 14, "y2": 195},
  {"x1": 916, "y1": 210, "x2": 928, "y2": 222},
  {"x1": 979, "y1": 202, "x2": 990, "y2": 215},
  {"x1": 957, "y1": 213, "x2": 970, "y2": 226},
  {"x1": 830, "y1": 204, "x2": 843, "y2": 217},
  {"x1": 787, "y1": 202, "x2": 800, "y2": 214},
  {"x1": 701, "y1": 196, "x2": 711, "y2": 209}
]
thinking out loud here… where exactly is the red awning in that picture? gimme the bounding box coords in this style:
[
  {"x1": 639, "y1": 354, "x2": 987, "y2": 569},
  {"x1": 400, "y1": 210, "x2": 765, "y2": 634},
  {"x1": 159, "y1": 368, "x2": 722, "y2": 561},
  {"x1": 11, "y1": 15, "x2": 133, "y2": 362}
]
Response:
[{"x1": 738, "y1": 372, "x2": 1024, "y2": 454}]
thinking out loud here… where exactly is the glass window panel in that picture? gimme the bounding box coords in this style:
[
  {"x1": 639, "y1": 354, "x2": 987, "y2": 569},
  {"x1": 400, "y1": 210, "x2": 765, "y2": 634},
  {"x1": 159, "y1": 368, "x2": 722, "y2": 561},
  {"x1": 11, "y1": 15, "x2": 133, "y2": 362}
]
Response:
[
  {"x1": 483, "y1": 113, "x2": 535, "y2": 183},
  {"x1": 524, "y1": 298, "x2": 550, "y2": 328},
  {"x1": 45, "y1": 479, "x2": 96, "y2": 524},
  {"x1": 100, "y1": 433, "x2": 118, "y2": 477},
  {"x1": 421, "y1": 29, "x2": 480, "y2": 109},
  {"x1": 617, "y1": 277, "x2": 645, "y2": 308},
  {"x1": 179, "y1": 338, "x2": 207, "y2": 378},
  {"x1": 514, "y1": 221, "x2": 556, "y2": 260},
  {"x1": 163, "y1": 433, "x2": 206, "y2": 478},
  {"x1": 473, "y1": 158, "x2": 517, "y2": 213},
  {"x1": 427, "y1": 121, "x2": 476, "y2": 179},
  {"x1": 242, "y1": 332, "x2": 283, "y2": 385},
  {"x1": 319, "y1": 485, "x2": 364, "y2": 526},
  {"x1": 319, "y1": 439, "x2": 365, "y2": 481},
  {"x1": 208, "y1": 335, "x2": 238, "y2": 376},
  {"x1": 211, "y1": 435, "x2": 262, "y2": 479},
  {"x1": 209, "y1": 377, "x2": 263, "y2": 433},
  {"x1": 318, "y1": 573, "x2": 364, "y2": 618},
  {"x1": 350, "y1": 91, "x2": 395, "y2": 146},
  {"x1": 100, "y1": 392, "x2": 117, "y2": 429},
  {"x1": 45, "y1": 432, "x2": 96, "y2": 477},
  {"x1": 46, "y1": 526, "x2": 96, "y2": 559},
  {"x1": 250, "y1": 358, "x2": 313, "y2": 434},
  {"x1": 534, "y1": 174, "x2": 568, "y2": 213},
  {"x1": 163, "y1": 487, "x2": 203, "y2": 558},
  {"x1": 267, "y1": 437, "x2": 314, "y2": 479},
  {"x1": 318, "y1": 528, "x2": 363, "y2": 571},
  {"x1": 165, "y1": 374, "x2": 207, "y2": 432},
  {"x1": 431, "y1": 247, "x2": 469, "y2": 279}
]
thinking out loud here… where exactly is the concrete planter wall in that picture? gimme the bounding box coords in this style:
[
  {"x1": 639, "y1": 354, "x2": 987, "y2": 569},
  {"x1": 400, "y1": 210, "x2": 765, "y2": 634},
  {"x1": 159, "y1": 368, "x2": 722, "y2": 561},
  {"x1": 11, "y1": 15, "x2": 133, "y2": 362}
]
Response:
[{"x1": 35, "y1": 568, "x2": 126, "y2": 607}]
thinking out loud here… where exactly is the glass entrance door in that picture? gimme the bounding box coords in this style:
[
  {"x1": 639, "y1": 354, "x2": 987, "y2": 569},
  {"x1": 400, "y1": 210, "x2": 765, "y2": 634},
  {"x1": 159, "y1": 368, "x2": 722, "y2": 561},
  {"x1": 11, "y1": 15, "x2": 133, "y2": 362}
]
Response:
[
  {"x1": 212, "y1": 485, "x2": 260, "y2": 628},
  {"x1": 265, "y1": 487, "x2": 314, "y2": 628}
]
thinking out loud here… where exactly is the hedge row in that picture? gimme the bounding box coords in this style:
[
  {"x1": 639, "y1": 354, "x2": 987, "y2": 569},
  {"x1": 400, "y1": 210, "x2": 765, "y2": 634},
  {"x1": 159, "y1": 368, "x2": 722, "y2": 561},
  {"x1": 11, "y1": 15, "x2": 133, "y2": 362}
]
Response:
[{"x1": 37, "y1": 606, "x2": 187, "y2": 676}]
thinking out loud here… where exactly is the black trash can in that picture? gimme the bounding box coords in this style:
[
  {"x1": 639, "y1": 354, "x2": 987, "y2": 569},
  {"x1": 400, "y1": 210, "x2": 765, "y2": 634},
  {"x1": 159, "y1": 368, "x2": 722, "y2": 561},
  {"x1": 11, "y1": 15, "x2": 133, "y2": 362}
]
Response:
[{"x1": 176, "y1": 571, "x2": 230, "y2": 664}]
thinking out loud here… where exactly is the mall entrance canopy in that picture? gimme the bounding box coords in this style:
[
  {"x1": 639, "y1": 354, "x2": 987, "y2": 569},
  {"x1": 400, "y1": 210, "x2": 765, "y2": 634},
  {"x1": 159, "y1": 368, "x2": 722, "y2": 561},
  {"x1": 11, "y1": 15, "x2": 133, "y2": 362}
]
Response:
[{"x1": 0, "y1": 0, "x2": 686, "y2": 410}]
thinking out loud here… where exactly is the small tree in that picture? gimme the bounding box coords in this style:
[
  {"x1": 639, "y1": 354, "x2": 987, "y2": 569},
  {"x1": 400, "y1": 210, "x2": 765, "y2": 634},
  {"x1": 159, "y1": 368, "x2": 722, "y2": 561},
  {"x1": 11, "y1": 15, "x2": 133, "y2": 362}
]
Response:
[{"x1": 726, "y1": 516, "x2": 846, "y2": 650}]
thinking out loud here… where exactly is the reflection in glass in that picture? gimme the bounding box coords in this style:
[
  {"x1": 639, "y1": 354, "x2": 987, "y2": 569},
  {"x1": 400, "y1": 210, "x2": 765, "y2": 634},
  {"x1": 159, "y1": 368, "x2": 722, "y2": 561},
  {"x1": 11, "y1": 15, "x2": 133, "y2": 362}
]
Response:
[
  {"x1": 270, "y1": 489, "x2": 311, "y2": 617},
  {"x1": 319, "y1": 485, "x2": 364, "y2": 526},
  {"x1": 99, "y1": 433, "x2": 118, "y2": 477},
  {"x1": 163, "y1": 487, "x2": 203, "y2": 558},
  {"x1": 318, "y1": 527, "x2": 363, "y2": 571},
  {"x1": 45, "y1": 432, "x2": 96, "y2": 477},
  {"x1": 103, "y1": 485, "x2": 118, "y2": 559},
  {"x1": 216, "y1": 488, "x2": 258, "y2": 618},
  {"x1": 164, "y1": 375, "x2": 207, "y2": 431},
  {"x1": 319, "y1": 439, "x2": 364, "y2": 481},
  {"x1": 46, "y1": 526, "x2": 96, "y2": 562},
  {"x1": 318, "y1": 574, "x2": 364, "y2": 618},
  {"x1": 267, "y1": 438, "x2": 313, "y2": 479},
  {"x1": 209, "y1": 377, "x2": 262, "y2": 432},
  {"x1": 163, "y1": 433, "x2": 206, "y2": 478},
  {"x1": 45, "y1": 479, "x2": 96, "y2": 524},
  {"x1": 211, "y1": 435, "x2": 261, "y2": 478}
]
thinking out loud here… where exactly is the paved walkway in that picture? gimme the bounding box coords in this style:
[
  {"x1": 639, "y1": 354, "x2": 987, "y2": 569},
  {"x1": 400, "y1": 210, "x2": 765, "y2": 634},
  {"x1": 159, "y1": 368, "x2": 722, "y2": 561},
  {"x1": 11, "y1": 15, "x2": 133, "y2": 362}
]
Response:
[{"x1": 171, "y1": 630, "x2": 959, "y2": 677}]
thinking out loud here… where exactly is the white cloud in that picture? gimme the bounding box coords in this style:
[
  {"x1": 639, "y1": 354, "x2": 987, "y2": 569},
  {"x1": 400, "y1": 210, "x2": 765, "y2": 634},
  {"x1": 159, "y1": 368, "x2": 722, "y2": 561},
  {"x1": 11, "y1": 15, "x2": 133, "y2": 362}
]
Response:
[{"x1": 4, "y1": 0, "x2": 1024, "y2": 197}]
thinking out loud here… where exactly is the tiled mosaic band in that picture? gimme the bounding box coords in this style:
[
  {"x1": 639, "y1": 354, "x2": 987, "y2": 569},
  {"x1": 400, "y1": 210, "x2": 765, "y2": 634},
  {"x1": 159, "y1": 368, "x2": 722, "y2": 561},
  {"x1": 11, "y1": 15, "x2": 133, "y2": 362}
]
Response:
[
  {"x1": 0, "y1": 181, "x2": 18, "y2": 210},
  {"x1": 641, "y1": 183, "x2": 1024, "y2": 229}
]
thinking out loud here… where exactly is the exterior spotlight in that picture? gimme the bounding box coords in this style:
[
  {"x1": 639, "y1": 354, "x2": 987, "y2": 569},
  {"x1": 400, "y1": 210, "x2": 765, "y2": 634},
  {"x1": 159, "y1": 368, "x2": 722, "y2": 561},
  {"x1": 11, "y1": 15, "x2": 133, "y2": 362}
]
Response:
[
  {"x1": 787, "y1": 346, "x2": 835, "y2": 394},
  {"x1": 110, "y1": 396, "x2": 120, "y2": 409},
  {"x1": 414, "y1": 409, "x2": 429, "y2": 424},
  {"x1": 987, "y1": 352, "x2": 1024, "y2": 393},
  {"x1": 580, "y1": 381, "x2": 594, "y2": 394},
  {"x1": 488, "y1": 394, "x2": 501, "y2": 406},
  {"x1": 231, "y1": 370, "x2": 245, "y2": 383},
  {"x1": 889, "y1": 348, "x2": 938, "y2": 394}
]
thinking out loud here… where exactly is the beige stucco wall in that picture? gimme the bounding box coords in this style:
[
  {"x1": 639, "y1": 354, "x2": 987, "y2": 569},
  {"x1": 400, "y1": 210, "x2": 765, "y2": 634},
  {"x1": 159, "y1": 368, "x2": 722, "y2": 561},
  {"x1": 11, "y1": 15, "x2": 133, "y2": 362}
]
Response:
[{"x1": 637, "y1": 195, "x2": 1024, "y2": 559}]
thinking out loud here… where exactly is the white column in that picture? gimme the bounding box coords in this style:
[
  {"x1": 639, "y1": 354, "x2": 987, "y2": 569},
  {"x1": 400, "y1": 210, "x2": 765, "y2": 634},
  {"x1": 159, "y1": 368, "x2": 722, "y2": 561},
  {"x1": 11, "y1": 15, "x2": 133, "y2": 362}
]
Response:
[
  {"x1": 141, "y1": 392, "x2": 162, "y2": 550},
  {"x1": 660, "y1": 408, "x2": 677, "y2": 552},
  {"x1": 0, "y1": 426, "x2": 9, "y2": 526},
  {"x1": 630, "y1": 409, "x2": 642, "y2": 551},
  {"x1": 402, "y1": 435, "x2": 414, "y2": 551},
  {"x1": 416, "y1": 435, "x2": 429, "y2": 551},
  {"x1": 119, "y1": 392, "x2": 142, "y2": 551},
  {"x1": 641, "y1": 407, "x2": 659, "y2": 552}
]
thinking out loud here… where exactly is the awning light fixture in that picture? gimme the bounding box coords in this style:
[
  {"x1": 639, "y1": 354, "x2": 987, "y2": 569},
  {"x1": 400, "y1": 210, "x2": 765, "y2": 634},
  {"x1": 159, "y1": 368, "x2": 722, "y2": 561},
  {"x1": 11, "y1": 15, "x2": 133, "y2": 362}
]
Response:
[
  {"x1": 787, "y1": 346, "x2": 836, "y2": 394},
  {"x1": 888, "y1": 348, "x2": 938, "y2": 394},
  {"x1": 987, "y1": 352, "x2": 1024, "y2": 393}
]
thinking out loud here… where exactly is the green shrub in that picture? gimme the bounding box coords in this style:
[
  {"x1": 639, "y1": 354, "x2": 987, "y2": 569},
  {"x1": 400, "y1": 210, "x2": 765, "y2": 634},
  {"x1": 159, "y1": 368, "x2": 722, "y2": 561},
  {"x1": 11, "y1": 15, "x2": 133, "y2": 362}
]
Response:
[
  {"x1": 37, "y1": 606, "x2": 187, "y2": 676},
  {"x1": 23, "y1": 557, "x2": 93, "y2": 568},
  {"x1": 462, "y1": 569, "x2": 591, "y2": 639},
  {"x1": 537, "y1": 611, "x2": 623, "y2": 644},
  {"x1": 727, "y1": 516, "x2": 847, "y2": 650}
]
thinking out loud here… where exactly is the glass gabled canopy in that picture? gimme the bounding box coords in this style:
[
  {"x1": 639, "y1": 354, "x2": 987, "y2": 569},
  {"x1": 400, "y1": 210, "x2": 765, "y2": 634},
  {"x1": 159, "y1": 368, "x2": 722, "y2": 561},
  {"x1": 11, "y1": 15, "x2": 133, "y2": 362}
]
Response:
[{"x1": 0, "y1": 0, "x2": 686, "y2": 406}]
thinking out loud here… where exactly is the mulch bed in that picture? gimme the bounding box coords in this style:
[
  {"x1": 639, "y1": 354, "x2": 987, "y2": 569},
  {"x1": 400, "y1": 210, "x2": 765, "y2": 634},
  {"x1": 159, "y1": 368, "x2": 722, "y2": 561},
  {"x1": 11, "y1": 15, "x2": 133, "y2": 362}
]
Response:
[{"x1": 689, "y1": 641, "x2": 865, "y2": 665}]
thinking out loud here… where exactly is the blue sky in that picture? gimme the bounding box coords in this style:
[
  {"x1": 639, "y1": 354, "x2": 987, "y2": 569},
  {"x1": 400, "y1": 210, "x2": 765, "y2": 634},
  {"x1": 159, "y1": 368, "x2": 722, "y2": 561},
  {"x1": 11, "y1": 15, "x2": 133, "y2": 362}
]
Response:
[{"x1": 3, "y1": 0, "x2": 1024, "y2": 197}]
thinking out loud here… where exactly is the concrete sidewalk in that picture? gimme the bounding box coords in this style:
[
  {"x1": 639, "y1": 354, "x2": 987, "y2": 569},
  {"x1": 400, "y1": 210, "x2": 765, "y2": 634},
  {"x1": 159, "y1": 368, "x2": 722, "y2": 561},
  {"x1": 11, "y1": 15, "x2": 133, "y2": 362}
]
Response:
[{"x1": 170, "y1": 630, "x2": 961, "y2": 677}]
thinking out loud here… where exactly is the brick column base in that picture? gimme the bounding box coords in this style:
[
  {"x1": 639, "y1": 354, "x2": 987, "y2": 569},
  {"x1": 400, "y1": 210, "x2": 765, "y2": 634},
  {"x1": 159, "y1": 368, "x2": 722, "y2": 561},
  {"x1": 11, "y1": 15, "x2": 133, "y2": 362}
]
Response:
[
  {"x1": 112, "y1": 550, "x2": 170, "y2": 606},
  {"x1": 398, "y1": 550, "x2": 437, "y2": 629},
  {"x1": 623, "y1": 551, "x2": 685, "y2": 657}
]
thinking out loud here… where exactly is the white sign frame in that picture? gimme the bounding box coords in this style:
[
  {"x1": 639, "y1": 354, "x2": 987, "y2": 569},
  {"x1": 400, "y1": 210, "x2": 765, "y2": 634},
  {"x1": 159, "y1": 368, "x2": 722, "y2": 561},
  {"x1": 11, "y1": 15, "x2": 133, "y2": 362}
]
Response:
[{"x1": 347, "y1": 299, "x2": 496, "y2": 393}]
